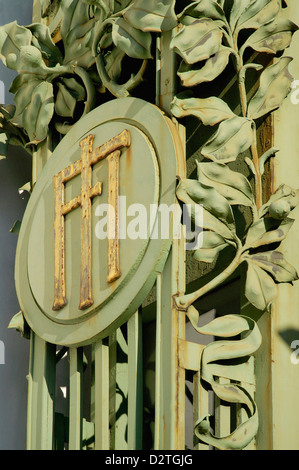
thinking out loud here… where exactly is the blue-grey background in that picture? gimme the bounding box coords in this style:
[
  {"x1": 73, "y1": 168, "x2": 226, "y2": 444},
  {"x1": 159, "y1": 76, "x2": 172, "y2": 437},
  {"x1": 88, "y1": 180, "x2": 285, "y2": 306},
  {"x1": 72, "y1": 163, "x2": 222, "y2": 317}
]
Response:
[{"x1": 0, "y1": 1, "x2": 33, "y2": 450}]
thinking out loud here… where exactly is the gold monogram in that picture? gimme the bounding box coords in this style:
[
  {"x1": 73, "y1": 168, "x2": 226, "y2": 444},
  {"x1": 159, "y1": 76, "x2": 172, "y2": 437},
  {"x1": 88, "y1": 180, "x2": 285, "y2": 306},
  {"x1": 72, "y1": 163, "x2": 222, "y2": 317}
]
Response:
[{"x1": 52, "y1": 130, "x2": 131, "y2": 311}]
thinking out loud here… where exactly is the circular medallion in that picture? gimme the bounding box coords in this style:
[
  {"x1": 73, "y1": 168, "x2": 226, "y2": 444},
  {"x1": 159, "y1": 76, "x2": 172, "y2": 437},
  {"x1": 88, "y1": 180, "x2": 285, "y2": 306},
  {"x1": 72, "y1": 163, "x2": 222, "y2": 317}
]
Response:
[{"x1": 15, "y1": 98, "x2": 183, "y2": 346}]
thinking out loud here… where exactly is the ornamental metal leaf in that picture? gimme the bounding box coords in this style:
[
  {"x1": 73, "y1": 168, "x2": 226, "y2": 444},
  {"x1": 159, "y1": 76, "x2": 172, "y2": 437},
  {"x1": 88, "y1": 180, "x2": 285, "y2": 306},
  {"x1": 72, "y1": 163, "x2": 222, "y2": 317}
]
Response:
[
  {"x1": 171, "y1": 95, "x2": 236, "y2": 126},
  {"x1": 124, "y1": 0, "x2": 177, "y2": 32},
  {"x1": 177, "y1": 47, "x2": 232, "y2": 87},
  {"x1": 170, "y1": 18, "x2": 223, "y2": 64},
  {"x1": 201, "y1": 116, "x2": 254, "y2": 162},
  {"x1": 196, "y1": 161, "x2": 255, "y2": 207},
  {"x1": 245, "y1": 262, "x2": 278, "y2": 312},
  {"x1": 247, "y1": 57, "x2": 294, "y2": 119}
]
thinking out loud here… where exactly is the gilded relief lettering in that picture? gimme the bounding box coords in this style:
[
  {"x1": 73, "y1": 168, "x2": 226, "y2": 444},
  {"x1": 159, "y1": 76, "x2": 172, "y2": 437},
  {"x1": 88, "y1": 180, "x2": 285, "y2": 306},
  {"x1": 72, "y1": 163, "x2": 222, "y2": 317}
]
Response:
[{"x1": 53, "y1": 130, "x2": 130, "y2": 311}]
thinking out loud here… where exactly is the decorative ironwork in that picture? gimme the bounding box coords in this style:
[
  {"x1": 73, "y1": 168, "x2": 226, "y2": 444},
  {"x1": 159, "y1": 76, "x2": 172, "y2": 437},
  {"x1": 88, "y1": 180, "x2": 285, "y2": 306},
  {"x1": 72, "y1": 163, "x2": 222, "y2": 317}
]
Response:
[{"x1": 1, "y1": 0, "x2": 299, "y2": 451}]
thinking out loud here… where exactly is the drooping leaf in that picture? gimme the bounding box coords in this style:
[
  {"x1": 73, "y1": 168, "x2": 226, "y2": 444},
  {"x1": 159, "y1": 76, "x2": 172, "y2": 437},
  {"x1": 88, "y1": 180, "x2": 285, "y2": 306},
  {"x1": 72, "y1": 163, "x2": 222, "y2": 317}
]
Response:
[
  {"x1": 55, "y1": 82, "x2": 77, "y2": 118},
  {"x1": 196, "y1": 161, "x2": 255, "y2": 206},
  {"x1": 176, "y1": 178, "x2": 236, "y2": 233},
  {"x1": 229, "y1": 0, "x2": 251, "y2": 32},
  {"x1": 124, "y1": 0, "x2": 177, "y2": 32},
  {"x1": 179, "y1": 0, "x2": 226, "y2": 23},
  {"x1": 12, "y1": 78, "x2": 43, "y2": 127},
  {"x1": 177, "y1": 47, "x2": 232, "y2": 87},
  {"x1": 193, "y1": 231, "x2": 228, "y2": 263},
  {"x1": 0, "y1": 21, "x2": 32, "y2": 67},
  {"x1": 27, "y1": 23, "x2": 63, "y2": 64},
  {"x1": 170, "y1": 18, "x2": 223, "y2": 65},
  {"x1": 245, "y1": 217, "x2": 294, "y2": 249},
  {"x1": 236, "y1": 0, "x2": 282, "y2": 32},
  {"x1": 245, "y1": 251, "x2": 299, "y2": 283},
  {"x1": 60, "y1": 77, "x2": 86, "y2": 101},
  {"x1": 170, "y1": 95, "x2": 236, "y2": 126},
  {"x1": 245, "y1": 262, "x2": 278, "y2": 311},
  {"x1": 201, "y1": 116, "x2": 254, "y2": 163},
  {"x1": 22, "y1": 81, "x2": 54, "y2": 145},
  {"x1": 61, "y1": 0, "x2": 96, "y2": 68},
  {"x1": 248, "y1": 57, "x2": 294, "y2": 120},
  {"x1": 176, "y1": 178, "x2": 237, "y2": 241},
  {"x1": 112, "y1": 17, "x2": 153, "y2": 59},
  {"x1": 241, "y1": 18, "x2": 298, "y2": 56}
]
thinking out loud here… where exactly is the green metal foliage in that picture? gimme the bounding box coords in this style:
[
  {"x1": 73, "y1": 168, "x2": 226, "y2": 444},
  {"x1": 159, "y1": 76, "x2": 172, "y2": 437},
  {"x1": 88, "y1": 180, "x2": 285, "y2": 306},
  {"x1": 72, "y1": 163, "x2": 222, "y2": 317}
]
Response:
[
  {"x1": 188, "y1": 308, "x2": 261, "y2": 450},
  {"x1": 172, "y1": 0, "x2": 299, "y2": 312},
  {"x1": 171, "y1": 0, "x2": 299, "y2": 450},
  {"x1": 0, "y1": 0, "x2": 178, "y2": 153}
]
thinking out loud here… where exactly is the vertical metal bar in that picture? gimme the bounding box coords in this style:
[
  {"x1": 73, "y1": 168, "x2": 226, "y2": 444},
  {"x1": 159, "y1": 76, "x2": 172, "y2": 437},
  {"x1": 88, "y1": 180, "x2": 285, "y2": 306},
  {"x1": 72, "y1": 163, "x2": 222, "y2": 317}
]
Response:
[
  {"x1": 154, "y1": 274, "x2": 162, "y2": 450},
  {"x1": 26, "y1": 333, "x2": 56, "y2": 450},
  {"x1": 109, "y1": 332, "x2": 117, "y2": 450},
  {"x1": 214, "y1": 378, "x2": 231, "y2": 439},
  {"x1": 154, "y1": 24, "x2": 186, "y2": 451},
  {"x1": 94, "y1": 339, "x2": 110, "y2": 450},
  {"x1": 193, "y1": 373, "x2": 209, "y2": 450},
  {"x1": 69, "y1": 347, "x2": 83, "y2": 450},
  {"x1": 127, "y1": 309, "x2": 143, "y2": 450}
]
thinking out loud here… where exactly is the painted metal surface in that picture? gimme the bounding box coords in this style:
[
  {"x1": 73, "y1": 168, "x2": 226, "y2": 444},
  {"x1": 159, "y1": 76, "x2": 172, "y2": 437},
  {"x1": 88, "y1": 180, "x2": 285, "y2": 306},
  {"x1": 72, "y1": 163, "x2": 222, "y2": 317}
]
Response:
[
  {"x1": 1, "y1": 0, "x2": 299, "y2": 451},
  {"x1": 15, "y1": 97, "x2": 182, "y2": 347}
]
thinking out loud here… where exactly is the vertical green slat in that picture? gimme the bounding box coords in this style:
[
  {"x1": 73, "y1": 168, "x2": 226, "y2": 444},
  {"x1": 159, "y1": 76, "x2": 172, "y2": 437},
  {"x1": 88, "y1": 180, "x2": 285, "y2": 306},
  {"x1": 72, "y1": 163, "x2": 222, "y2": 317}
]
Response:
[
  {"x1": 94, "y1": 339, "x2": 110, "y2": 450},
  {"x1": 154, "y1": 274, "x2": 162, "y2": 450},
  {"x1": 214, "y1": 377, "x2": 231, "y2": 439},
  {"x1": 27, "y1": 333, "x2": 56, "y2": 450},
  {"x1": 127, "y1": 310, "x2": 143, "y2": 450},
  {"x1": 69, "y1": 347, "x2": 83, "y2": 450},
  {"x1": 193, "y1": 373, "x2": 209, "y2": 450},
  {"x1": 109, "y1": 332, "x2": 117, "y2": 449}
]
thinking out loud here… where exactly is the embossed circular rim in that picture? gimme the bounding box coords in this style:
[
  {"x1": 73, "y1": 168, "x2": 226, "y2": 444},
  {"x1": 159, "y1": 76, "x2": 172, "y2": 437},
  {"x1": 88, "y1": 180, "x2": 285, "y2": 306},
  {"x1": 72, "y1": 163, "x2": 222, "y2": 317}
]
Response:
[{"x1": 15, "y1": 98, "x2": 181, "y2": 346}]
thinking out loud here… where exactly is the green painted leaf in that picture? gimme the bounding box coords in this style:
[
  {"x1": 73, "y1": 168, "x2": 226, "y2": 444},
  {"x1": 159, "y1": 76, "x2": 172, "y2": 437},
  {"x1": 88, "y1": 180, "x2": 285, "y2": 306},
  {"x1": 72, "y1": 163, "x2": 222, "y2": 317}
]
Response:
[
  {"x1": 171, "y1": 18, "x2": 223, "y2": 65},
  {"x1": 245, "y1": 251, "x2": 299, "y2": 283},
  {"x1": 245, "y1": 262, "x2": 277, "y2": 311},
  {"x1": 236, "y1": 0, "x2": 282, "y2": 31},
  {"x1": 0, "y1": 21, "x2": 32, "y2": 68},
  {"x1": 61, "y1": 0, "x2": 95, "y2": 68},
  {"x1": 196, "y1": 161, "x2": 255, "y2": 206},
  {"x1": 176, "y1": 178, "x2": 236, "y2": 241},
  {"x1": 177, "y1": 47, "x2": 232, "y2": 87},
  {"x1": 179, "y1": 0, "x2": 225, "y2": 23},
  {"x1": 60, "y1": 77, "x2": 86, "y2": 101},
  {"x1": 170, "y1": 95, "x2": 235, "y2": 126},
  {"x1": 12, "y1": 79, "x2": 43, "y2": 127},
  {"x1": 177, "y1": 178, "x2": 236, "y2": 233},
  {"x1": 112, "y1": 17, "x2": 153, "y2": 59},
  {"x1": 248, "y1": 57, "x2": 294, "y2": 120},
  {"x1": 229, "y1": 0, "x2": 251, "y2": 32},
  {"x1": 241, "y1": 18, "x2": 298, "y2": 56},
  {"x1": 55, "y1": 82, "x2": 77, "y2": 118},
  {"x1": 245, "y1": 217, "x2": 294, "y2": 249},
  {"x1": 193, "y1": 231, "x2": 228, "y2": 263},
  {"x1": 124, "y1": 0, "x2": 177, "y2": 32},
  {"x1": 22, "y1": 81, "x2": 54, "y2": 145},
  {"x1": 201, "y1": 116, "x2": 254, "y2": 163},
  {"x1": 28, "y1": 23, "x2": 63, "y2": 63}
]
